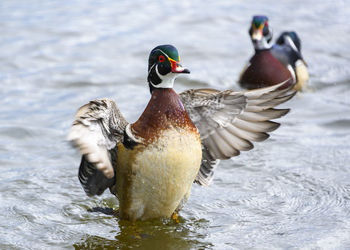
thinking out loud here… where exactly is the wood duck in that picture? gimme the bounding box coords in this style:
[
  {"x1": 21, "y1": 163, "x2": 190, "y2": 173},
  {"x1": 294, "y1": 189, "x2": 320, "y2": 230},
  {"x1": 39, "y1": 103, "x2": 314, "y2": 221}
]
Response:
[
  {"x1": 68, "y1": 45, "x2": 296, "y2": 221},
  {"x1": 239, "y1": 15, "x2": 309, "y2": 91},
  {"x1": 272, "y1": 31, "x2": 309, "y2": 91}
]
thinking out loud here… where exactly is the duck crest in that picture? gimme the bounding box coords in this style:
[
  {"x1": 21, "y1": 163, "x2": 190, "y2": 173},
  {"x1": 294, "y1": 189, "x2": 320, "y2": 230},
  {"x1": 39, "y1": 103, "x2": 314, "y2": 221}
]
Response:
[{"x1": 131, "y1": 88, "x2": 197, "y2": 143}]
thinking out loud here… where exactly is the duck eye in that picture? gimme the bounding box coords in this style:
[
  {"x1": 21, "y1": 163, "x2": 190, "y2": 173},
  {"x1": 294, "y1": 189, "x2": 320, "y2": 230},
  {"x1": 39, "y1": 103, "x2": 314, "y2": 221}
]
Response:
[{"x1": 158, "y1": 55, "x2": 165, "y2": 63}]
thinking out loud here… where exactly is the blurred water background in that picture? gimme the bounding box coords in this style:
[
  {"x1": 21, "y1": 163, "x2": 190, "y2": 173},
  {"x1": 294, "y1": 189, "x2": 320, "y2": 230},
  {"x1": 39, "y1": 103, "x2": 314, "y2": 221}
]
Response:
[{"x1": 0, "y1": 0, "x2": 350, "y2": 249}]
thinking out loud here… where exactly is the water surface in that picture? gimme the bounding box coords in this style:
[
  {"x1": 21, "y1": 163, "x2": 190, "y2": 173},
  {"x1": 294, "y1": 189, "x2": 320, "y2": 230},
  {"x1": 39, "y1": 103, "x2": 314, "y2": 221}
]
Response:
[{"x1": 1, "y1": 0, "x2": 350, "y2": 249}]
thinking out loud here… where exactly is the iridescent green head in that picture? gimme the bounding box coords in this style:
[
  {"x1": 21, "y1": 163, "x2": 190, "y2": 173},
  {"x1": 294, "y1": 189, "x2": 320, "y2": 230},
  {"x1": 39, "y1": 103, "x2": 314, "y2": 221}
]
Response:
[
  {"x1": 252, "y1": 16, "x2": 268, "y2": 30},
  {"x1": 147, "y1": 45, "x2": 190, "y2": 92},
  {"x1": 249, "y1": 15, "x2": 273, "y2": 50}
]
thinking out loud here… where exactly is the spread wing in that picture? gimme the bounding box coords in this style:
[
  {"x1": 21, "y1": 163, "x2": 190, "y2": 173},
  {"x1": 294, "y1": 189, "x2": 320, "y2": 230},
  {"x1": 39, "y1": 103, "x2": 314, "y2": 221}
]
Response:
[
  {"x1": 180, "y1": 81, "x2": 296, "y2": 186},
  {"x1": 67, "y1": 98, "x2": 128, "y2": 196}
]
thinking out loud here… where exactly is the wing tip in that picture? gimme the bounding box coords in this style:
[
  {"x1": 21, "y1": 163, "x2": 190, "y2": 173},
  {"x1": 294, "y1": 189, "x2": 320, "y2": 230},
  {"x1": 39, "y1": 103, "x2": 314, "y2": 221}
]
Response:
[
  {"x1": 279, "y1": 108, "x2": 290, "y2": 117},
  {"x1": 78, "y1": 155, "x2": 115, "y2": 197},
  {"x1": 267, "y1": 121, "x2": 281, "y2": 132}
]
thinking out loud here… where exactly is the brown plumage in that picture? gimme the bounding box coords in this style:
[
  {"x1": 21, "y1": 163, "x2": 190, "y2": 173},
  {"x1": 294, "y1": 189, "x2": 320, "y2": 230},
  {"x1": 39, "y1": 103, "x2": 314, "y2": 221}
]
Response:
[
  {"x1": 239, "y1": 50, "x2": 294, "y2": 90},
  {"x1": 131, "y1": 88, "x2": 197, "y2": 143},
  {"x1": 68, "y1": 45, "x2": 296, "y2": 221}
]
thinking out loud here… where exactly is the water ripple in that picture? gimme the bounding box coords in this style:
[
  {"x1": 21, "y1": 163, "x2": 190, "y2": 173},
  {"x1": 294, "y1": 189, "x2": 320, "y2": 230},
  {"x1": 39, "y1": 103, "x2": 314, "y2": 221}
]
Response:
[{"x1": 1, "y1": 0, "x2": 350, "y2": 249}]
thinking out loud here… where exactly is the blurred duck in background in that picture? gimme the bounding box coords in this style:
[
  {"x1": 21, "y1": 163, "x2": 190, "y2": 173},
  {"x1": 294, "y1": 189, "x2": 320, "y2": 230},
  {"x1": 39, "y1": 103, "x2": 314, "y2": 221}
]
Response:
[
  {"x1": 239, "y1": 15, "x2": 309, "y2": 91},
  {"x1": 272, "y1": 31, "x2": 309, "y2": 91}
]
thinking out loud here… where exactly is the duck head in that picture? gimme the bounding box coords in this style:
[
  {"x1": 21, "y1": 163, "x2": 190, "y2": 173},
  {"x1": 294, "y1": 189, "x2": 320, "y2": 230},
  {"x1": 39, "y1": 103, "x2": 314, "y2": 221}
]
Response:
[
  {"x1": 249, "y1": 15, "x2": 273, "y2": 51},
  {"x1": 147, "y1": 44, "x2": 190, "y2": 93},
  {"x1": 276, "y1": 31, "x2": 301, "y2": 52},
  {"x1": 275, "y1": 31, "x2": 306, "y2": 66}
]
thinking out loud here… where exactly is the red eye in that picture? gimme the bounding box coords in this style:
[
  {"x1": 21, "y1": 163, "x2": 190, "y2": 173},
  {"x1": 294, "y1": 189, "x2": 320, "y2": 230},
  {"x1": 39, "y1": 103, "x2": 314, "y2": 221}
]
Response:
[{"x1": 158, "y1": 55, "x2": 165, "y2": 62}]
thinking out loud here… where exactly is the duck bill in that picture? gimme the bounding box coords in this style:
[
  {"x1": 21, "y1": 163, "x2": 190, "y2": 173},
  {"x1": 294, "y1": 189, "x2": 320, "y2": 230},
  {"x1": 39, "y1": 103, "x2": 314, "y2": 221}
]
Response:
[
  {"x1": 252, "y1": 28, "x2": 263, "y2": 41},
  {"x1": 170, "y1": 60, "x2": 190, "y2": 74},
  {"x1": 251, "y1": 23, "x2": 264, "y2": 41}
]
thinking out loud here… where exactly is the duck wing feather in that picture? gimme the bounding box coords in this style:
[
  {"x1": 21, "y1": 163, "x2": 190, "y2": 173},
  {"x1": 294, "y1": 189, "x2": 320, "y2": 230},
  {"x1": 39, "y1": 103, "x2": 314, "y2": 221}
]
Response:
[
  {"x1": 68, "y1": 98, "x2": 128, "y2": 196},
  {"x1": 180, "y1": 81, "x2": 296, "y2": 186}
]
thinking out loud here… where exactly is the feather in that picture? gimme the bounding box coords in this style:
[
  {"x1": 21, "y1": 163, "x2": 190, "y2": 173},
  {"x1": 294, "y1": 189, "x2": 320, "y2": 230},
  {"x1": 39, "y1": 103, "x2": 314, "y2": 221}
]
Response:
[
  {"x1": 180, "y1": 81, "x2": 296, "y2": 186},
  {"x1": 68, "y1": 98, "x2": 128, "y2": 196}
]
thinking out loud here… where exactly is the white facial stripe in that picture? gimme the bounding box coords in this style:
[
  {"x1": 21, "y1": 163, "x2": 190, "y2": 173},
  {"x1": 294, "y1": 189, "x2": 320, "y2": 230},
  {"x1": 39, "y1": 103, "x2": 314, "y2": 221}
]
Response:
[
  {"x1": 252, "y1": 26, "x2": 272, "y2": 50},
  {"x1": 252, "y1": 32, "x2": 272, "y2": 50},
  {"x1": 153, "y1": 49, "x2": 172, "y2": 61},
  {"x1": 155, "y1": 64, "x2": 176, "y2": 88},
  {"x1": 148, "y1": 63, "x2": 155, "y2": 74},
  {"x1": 285, "y1": 36, "x2": 298, "y2": 52},
  {"x1": 148, "y1": 48, "x2": 175, "y2": 75},
  {"x1": 253, "y1": 38, "x2": 272, "y2": 50},
  {"x1": 148, "y1": 63, "x2": 157, "y2": 87},
  {"x1": 149, "y1": 48, "x2": 181, "y2": 89}
]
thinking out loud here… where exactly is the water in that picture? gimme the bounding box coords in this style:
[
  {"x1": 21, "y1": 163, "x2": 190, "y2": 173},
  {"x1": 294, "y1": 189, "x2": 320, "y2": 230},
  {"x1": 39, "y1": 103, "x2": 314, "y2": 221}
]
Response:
[{"x1": 1, "y1": 0, "x2": 350, "y2": 249}]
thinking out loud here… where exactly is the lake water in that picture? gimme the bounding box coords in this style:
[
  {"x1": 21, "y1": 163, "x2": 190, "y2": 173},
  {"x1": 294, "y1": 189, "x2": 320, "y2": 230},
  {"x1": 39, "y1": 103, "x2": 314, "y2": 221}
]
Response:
[{"x1": 1, "y1": 0, "x2": 350, "y2": 249}]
